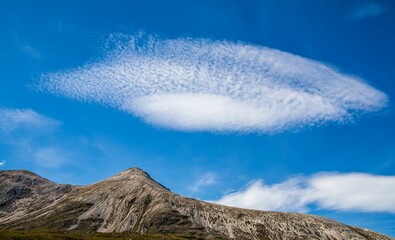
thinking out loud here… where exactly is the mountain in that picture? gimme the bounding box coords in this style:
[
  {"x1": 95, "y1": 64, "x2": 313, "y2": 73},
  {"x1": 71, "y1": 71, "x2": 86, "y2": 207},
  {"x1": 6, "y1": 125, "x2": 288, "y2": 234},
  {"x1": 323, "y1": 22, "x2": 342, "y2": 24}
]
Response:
[{"x1": 0, "y1": 168, "x2": 392, "y2": 240}]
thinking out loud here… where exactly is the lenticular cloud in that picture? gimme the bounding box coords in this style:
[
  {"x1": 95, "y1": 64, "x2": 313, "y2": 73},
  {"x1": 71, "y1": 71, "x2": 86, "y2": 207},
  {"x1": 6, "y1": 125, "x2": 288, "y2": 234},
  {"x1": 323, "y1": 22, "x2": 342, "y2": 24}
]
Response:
[{"x1": 39, "y1": 34, "x2": 387, "y2": 132}]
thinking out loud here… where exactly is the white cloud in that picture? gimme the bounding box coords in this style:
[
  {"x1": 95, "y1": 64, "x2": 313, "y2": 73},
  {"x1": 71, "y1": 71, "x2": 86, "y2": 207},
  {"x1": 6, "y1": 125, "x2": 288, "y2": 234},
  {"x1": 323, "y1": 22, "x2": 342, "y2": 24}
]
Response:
[
  {"x1": 189, "y1": 173, "x2": 217, "y2": 193},
  {"x1": 34, "y1": 147, "x2": 67, "y2": 168},
  {"x1": 39, "y1": 34, "x2": 387, "y2": 133},
  {"x1": 213, "y1": 172, "x2": 395, "y2": 213},
  {"x1": 214, "y1": 178, "x2": 310, "y2": 212},
  {"x1": 0, "y1": 160, "x2": 5, "y2": 167},
  {"x1": 306, "y1": 173, "x2": 395, "y2": 212},
  {"x1": 0, "y1": 108, "x2": 60, "y2": 132},
  {"x1": 349, "y1": 2, "x2": 389, "y2": 21}
]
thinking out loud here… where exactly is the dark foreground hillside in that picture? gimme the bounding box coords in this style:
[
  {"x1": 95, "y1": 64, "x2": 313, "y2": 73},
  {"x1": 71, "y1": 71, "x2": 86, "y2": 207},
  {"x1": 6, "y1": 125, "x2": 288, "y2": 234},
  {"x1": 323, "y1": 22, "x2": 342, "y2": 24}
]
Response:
[{"x1": 0, "y1": 230, "x2": 202, "y2": 240}]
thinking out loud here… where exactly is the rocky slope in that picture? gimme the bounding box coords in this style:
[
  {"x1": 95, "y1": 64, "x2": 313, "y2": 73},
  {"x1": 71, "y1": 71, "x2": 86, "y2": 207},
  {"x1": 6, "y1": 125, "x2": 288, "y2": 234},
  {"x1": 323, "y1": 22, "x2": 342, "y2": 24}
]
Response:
[
  {"x1": 0, "y1": 170, "x2": 72, "y2": 220},
  {"x1": 0, "y1": 168, "x2": 392, "y2": 240}
]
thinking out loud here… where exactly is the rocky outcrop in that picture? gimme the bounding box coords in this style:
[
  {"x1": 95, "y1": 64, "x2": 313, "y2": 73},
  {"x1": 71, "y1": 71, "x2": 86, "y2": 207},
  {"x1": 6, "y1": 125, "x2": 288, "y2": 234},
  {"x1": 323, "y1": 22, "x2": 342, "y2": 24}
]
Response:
[
  {"x1": 0, "y1": 168, "x2": 392, "y2": 240},
  {"x1": 0, "y1": 170, "x2": 72, "y2": 220}
]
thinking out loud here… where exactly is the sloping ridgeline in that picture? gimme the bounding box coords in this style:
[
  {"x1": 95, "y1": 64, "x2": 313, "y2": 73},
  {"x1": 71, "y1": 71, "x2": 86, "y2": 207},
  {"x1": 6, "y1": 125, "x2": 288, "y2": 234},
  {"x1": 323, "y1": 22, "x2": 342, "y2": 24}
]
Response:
[{"x1": 0, "y1": 169, "x2": 392, "y2": 240}]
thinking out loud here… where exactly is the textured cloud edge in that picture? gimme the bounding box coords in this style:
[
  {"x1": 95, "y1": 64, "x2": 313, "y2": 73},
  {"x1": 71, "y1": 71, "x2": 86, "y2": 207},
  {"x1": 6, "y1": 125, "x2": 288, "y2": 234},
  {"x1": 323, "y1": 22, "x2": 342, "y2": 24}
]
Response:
[
  {"x1": 0, "y1": 108, "x2": 60, "y2": 132},
  {"x1": 212, "y1": 172, "x2": 395, "y2": 213},
  {"x1": 38, "y1": 34, "x2": 387, "y2": 133}
]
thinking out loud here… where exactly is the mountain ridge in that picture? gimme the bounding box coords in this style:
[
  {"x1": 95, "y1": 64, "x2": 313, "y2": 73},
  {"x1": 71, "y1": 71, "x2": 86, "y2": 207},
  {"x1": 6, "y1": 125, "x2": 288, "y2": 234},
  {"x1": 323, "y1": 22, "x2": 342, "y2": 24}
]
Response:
[{"x1": 0, "y1": 168, "x2": 392, "y2": 240}]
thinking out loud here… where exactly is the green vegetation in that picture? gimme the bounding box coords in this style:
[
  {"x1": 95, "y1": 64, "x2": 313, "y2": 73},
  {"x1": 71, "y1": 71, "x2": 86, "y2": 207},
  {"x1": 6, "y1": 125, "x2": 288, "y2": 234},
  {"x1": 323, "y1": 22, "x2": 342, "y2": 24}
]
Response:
[{"x1": 0, "y1": 230, "x2": 204, "y2": 240}]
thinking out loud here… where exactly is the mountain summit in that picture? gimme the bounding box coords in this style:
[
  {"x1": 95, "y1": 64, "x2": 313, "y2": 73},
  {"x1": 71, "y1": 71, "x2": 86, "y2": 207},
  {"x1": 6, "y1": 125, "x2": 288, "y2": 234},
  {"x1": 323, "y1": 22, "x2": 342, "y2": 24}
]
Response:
[{"x1": 0, "y1": 169, "x2": 392, "y2": 240}]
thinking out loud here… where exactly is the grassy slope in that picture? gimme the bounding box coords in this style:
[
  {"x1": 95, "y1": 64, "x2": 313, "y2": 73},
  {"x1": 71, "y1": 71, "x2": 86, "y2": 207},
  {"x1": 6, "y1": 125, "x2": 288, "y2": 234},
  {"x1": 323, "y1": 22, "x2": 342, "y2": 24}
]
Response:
[{"x1": 0, "y1": 230, "x2": 203, "y2": 240}]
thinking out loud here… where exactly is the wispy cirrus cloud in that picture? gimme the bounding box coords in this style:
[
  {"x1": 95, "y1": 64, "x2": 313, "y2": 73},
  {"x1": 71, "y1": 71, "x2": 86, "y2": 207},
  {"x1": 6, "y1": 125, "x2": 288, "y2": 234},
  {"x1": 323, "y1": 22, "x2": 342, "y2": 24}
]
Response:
[
  {"x1": 0, "y1": 108, "x2": 63, "y2": 169},
  {"x1": 33, "y1": 147, "x2": 68, "y2": 169},
  {"x1": 189, "y1": 172, "x2": 217, "y2": 193},
  {"x1": 349, "y1": 2, "x2": 389, "y2": 21},
  {"x1": 38, "y1": 34, "x2": 387, "y2": 133},
  {"x1": 0, "y1": 161, "x2": 5, "y2": 167},
  {"x1": 0, "y1": 108, "x2": 60, "y2": 132},
  {"x1": 14, "y1": 38, "x2": 41, "y2": 59},
  {"x1": 213, "y1": 172, "x2": 395, "y2": 213}
]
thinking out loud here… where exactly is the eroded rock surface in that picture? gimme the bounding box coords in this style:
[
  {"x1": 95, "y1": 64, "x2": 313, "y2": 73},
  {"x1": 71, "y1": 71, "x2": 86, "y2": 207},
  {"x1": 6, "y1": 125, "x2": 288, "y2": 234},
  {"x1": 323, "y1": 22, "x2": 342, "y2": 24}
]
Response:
[{"x1": 0, "y1": 168, "x2": 392, "y2": 240}]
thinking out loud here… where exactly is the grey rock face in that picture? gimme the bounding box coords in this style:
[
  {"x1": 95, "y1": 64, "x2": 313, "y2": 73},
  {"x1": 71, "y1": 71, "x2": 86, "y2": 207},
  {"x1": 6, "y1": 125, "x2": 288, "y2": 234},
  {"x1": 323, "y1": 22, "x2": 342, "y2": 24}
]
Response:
[
  {"x1": 0, "y1": 168, "x2": 392, "y2": 240},
  {"x1": 0, "y1": 170, "x2": 72, "y2": 220}
]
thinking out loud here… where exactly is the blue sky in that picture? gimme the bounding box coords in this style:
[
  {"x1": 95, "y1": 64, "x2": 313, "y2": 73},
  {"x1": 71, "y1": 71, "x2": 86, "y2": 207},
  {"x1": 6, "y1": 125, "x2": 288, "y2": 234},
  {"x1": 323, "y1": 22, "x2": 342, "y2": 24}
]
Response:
[{"x1": 1, "y1": 0, "x2": 395, "y2": 237}]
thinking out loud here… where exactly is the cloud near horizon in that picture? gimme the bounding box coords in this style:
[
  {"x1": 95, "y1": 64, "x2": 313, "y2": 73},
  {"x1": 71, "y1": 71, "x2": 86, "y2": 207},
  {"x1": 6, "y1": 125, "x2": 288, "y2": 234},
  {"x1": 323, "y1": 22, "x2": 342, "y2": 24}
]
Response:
[
  {"x1": 39, "y1": 34, "x2": 387, "y2": 133},
  {"x1": 213, "y1": 172, "x2": 395, "y2": 214}
]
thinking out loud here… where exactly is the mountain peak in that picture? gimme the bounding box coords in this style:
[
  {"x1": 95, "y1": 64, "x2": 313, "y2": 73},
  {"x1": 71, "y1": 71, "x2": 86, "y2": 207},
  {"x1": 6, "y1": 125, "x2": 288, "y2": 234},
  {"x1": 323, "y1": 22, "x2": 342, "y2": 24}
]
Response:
[
  {"x1": 124, "y1": 167, "x2": 149, "y2": 175},
  {"x1": 1, "y1": 169, "x2": 41, "y2": 177},
  {"x1": 103, "y1": 167, "x2": 170, "y2": 192},
  {"x1": 110, "y1": 167, "x2": 151, "y2": 179},
  {"x1": 0, "y1": 169, "x2": 54, "y2": 185}
]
